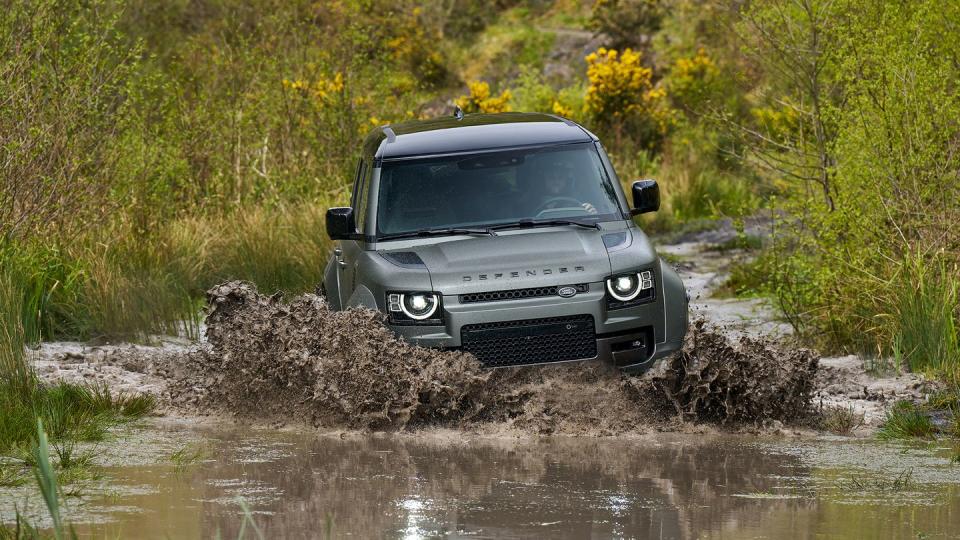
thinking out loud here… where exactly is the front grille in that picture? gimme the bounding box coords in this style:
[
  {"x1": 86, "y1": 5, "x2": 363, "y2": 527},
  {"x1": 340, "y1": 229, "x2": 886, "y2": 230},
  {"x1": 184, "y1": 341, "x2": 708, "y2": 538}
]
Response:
[
  {"x1": 460, "y1": 315, "x2": 597, "y2": 367},
  {"x1": 459, "y1": 284, "x2": 589, "y2": 304}
]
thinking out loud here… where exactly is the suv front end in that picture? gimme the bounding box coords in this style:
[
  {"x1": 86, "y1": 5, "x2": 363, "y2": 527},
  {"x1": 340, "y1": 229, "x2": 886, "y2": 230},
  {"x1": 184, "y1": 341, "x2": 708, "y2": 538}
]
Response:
[{"x1": 322, "y1": 113, "x2": 688, "y2": 372}]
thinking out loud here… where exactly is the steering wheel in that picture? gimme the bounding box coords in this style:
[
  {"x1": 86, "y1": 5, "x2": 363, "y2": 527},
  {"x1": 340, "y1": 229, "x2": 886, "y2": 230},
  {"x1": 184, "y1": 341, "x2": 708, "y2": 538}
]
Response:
[{"x1": 534, "y1": 197, "x2": 584, "y2": 216}]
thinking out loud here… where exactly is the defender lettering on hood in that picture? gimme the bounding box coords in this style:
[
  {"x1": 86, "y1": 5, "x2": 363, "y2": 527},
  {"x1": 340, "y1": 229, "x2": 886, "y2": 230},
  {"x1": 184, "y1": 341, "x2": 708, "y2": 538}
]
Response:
[{"x1": 462, "y1": 266, "x2": 585, "y2": 282}]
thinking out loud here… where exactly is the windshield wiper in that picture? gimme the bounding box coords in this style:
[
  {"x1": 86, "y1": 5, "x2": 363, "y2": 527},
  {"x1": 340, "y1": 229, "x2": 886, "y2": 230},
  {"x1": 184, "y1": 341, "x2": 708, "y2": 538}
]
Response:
[
  {"x1": 378, "y1": 227, "x2": 497, "y2": 241},
  {"x1": 489, "y1": 218, "x2": 601, "y2": 232},
  {"x1": 378, "y1": 219, "x2": 599, "y2": 241}
]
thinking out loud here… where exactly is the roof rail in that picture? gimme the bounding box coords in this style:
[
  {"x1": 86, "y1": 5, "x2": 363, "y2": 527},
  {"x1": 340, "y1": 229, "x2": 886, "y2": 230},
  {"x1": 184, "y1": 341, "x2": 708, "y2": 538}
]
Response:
[{"x1": 383, "y1": 126, "x2": 396, "y2": 143}]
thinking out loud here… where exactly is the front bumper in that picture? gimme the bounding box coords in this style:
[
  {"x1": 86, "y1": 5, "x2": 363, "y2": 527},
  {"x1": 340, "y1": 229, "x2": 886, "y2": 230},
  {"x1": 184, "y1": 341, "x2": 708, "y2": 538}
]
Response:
[{"x1": 390, "y1": 277, "x2": 686, "y2": 370}]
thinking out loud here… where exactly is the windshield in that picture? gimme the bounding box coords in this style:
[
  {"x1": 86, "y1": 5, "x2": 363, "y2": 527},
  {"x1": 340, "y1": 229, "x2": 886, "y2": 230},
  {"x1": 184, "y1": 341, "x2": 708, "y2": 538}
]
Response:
[{"x1": 376, "y1": 143, "x2": 624, "y2": 237}]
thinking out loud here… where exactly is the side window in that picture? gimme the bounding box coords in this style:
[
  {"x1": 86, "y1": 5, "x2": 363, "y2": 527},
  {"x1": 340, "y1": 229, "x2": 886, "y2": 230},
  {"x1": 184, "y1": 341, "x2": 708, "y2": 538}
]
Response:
[{"x1": 352, "y1": 159, "x2": 368, "y2": 233}]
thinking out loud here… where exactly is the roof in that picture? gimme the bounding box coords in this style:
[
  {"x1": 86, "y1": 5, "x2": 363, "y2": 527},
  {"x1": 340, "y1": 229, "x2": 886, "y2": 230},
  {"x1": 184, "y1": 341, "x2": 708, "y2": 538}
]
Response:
[{"x1": 363, "y1": 112, "x2": 596, "y2": 160}]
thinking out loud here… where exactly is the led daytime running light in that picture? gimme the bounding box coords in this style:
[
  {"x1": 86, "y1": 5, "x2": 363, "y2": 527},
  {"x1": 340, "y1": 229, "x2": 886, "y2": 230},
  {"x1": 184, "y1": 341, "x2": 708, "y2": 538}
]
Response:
[
  {"x1": 399, "y1": 293, "x2": 439, "y2": 320},
  {"x1": 606, "y1": 271, "x2": 654, "y2": 302}
]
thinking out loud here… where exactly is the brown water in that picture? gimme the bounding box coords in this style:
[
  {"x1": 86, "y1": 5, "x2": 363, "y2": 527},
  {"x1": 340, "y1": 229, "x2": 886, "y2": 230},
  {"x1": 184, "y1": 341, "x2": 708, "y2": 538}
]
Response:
[{"x1": 8, "y1": 423, "x2": 960, "y2": 539}]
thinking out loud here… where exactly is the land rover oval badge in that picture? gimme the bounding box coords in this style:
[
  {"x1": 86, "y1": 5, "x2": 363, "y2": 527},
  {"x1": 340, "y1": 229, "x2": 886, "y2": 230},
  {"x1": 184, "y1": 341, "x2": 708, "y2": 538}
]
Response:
[{"x1": 557, "y1": 286, "x2": 577, "y2": 298}]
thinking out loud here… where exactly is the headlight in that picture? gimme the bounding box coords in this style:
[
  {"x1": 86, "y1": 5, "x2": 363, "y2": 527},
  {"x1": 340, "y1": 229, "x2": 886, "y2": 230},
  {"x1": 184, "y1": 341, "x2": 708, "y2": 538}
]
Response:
[
  {"x1": 387, "y1": 292, "x2": 442, "y2": 323},
  {"x1": 606, "y1": 271, "x2": 654, "y2": 304}
]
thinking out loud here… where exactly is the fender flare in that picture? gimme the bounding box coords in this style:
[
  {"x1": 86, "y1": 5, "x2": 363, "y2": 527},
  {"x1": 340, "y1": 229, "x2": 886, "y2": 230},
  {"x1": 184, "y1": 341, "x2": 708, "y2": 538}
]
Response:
[
  {"x1": 322, "y1": 256, "x2": 342, "y2": 311},
  {"x1": 347, "y1": 284, "x2": 379, "y2": 310}
]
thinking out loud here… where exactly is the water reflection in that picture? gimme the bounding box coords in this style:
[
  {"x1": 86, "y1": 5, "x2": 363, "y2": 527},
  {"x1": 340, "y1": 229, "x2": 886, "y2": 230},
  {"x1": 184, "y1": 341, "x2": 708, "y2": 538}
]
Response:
[{"x1": 63, "y1": 429, "x2": 960, "y2": 538}]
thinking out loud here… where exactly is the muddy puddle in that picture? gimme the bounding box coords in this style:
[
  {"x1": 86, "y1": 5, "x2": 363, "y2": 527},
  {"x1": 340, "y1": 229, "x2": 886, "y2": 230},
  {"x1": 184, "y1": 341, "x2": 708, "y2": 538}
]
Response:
[{"x1": 4, "y1": 422, "x2": 960, "y2": 538}]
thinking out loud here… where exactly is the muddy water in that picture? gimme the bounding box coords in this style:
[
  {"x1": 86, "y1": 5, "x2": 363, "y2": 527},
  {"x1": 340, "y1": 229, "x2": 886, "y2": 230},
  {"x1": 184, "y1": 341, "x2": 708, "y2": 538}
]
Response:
[{"x1": 11, "y1": 423, "x2": 958, "y2": 539}]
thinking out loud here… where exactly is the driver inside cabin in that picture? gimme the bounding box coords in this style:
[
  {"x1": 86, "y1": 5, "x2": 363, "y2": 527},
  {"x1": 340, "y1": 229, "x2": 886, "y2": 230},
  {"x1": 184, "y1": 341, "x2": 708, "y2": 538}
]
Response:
[
  {"x1": 376, "y1": 144, "x2": 619, "y2": 235},
  {"x1": 525, "y1": 159, "x2": 598, "y2": 216}
]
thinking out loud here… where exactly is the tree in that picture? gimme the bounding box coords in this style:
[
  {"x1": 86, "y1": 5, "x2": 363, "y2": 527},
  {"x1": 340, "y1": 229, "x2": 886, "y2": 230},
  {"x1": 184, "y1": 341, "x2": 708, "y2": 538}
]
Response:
[{"x1": 732, "y1": 0, "x2": 840, "y2": 211}]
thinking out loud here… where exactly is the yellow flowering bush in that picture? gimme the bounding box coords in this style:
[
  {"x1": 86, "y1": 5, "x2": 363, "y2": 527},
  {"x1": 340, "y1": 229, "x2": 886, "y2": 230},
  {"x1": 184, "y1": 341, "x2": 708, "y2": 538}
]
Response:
[
  {"x1": 456, "y1": 81, "x2": 512, "y2": 114},
  {"x1": 552, "y1": 100, "x2": 574, "y2": 118},
  {"x1": 282, "y1": 72, "x2": 345, "y2": 110},
  {"x1": 667, "y1": 48, "x2": 723, "y2": 112},
  {"x1": 584, "y1": 47, "x2": 672, "y2": 146},
  {"x1": 750, "y1": 103, "x2": 800, "y2": 143}
]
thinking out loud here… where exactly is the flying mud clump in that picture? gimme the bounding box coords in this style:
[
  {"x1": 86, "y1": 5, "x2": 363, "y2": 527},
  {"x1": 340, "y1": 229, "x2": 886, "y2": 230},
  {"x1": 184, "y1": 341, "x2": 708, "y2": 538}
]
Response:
[
  {"x1": 651, "y1": 319, "x2": 819, "y2": 424},
  {"x1": 167, "y1": 281, "x2": 494, "y2": 430},
  {"x1": 165, "y1": 282, "x2": 819, "y2": 433}
]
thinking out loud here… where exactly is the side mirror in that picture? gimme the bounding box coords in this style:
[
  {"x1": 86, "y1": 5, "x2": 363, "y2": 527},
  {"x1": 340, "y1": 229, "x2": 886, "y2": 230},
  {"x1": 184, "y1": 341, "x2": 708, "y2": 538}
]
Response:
[
  {"x1": 630, "y1": 179, "x2": 660, "y2": 215},
  {"x1": 326, "y1": 207, "x2": 357, "y2": 240}
]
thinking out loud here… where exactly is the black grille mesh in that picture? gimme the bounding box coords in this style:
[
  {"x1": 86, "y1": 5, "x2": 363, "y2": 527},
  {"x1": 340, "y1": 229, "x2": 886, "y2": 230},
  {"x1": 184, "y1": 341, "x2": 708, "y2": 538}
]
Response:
[
  {"x1": 461, "y1": 315, "x2": 597, "y2": 367},
  {"x1": 459, "y1": 284, "x2": 589, "y2": 304}
]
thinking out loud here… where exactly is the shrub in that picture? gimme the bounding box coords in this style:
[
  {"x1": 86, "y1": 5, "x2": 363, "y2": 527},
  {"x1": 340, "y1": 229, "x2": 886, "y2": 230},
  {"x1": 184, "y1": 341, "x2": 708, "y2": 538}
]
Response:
[
  {"x1": 584, "y1": 47, "x2": 673, "y2": 149},
  {"x1": 894, "y1": 253, "x2": 960, "y2": 382},
  {"x1": 877, "y1": 401, "x2": 936, "y2": 440},
  {"x1": 820, "y1": 405, "x2": 864, "y2": 436},
  {"x1": 666, "y1": 48, "x2": 725, "y2": 114},
  {"x1": 456, "y1": 81, "x2": 513, "y2": 114},
  {"x1": 747, "y1": 0, "x2": 960, "y2": 363},
  {"x1": 0, "y1": 0, "x2": 139, "y2": 244}
]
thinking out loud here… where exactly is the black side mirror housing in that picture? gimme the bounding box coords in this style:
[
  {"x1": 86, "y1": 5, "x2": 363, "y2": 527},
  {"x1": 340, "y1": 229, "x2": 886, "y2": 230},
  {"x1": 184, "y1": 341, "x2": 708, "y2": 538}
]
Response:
[
  {"x1": 326, "y1": 207, "x2": 357, "y2": 240},
  {"x1": 630, "y1": 179, "x2": 660, "y2": 215}
]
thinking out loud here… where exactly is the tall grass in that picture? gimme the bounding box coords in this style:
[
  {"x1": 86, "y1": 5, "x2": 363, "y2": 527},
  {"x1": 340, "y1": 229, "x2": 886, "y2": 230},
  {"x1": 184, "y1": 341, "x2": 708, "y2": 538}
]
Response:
[
  {"x1": 7, "y1": 200, "x2": 336, "y2": 342},
  {"x1": 877, "y1": 401, "x2": 936, "y2": 440},
  {"x1": 895, "y1": 252, "x2": 960, "y2": 383},
  {"x1": 165, "y1": 202, "x2": 334, "y2": 297},
  {"x1": 0, "y1": 270, "x2": 33, "y2": 391},
  {"x1": 1, "y1": 264, "x2": 155, "y2": 455},
  {"x1": 0, "y1": 420, "x2": 78, "y2": 540}
]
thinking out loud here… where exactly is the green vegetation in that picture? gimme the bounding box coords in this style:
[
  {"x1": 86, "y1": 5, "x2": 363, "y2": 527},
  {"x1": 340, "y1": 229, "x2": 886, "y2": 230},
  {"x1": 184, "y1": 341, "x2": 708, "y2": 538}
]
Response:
[
  {"x1": 169, "y1": 443, "x2": 210, "y2": 474},
  {"x1": 820, "y1": 406, "x2": 865, "y2": 437},
  {"x1": 1, "y1": 270, "x2": 154, "y2": 498},
  {"x1": 877, "y1": 402, "x2": 936, "y2": 441},
  {"x1": 837, "y1": 469, "x2": 914, "y2": 493},
  {"x1": 0, "y1": 420, "x2": 78, "y2": 540},
  {"x1": 729, "y1": 1, "x2": 960, "y2": 367},
  {"x1": 1, "y1": 367, "x2": 154, "y2": 465},
  {"x1": 893, "y1": 254, "x2": 960, "y2": 383}
]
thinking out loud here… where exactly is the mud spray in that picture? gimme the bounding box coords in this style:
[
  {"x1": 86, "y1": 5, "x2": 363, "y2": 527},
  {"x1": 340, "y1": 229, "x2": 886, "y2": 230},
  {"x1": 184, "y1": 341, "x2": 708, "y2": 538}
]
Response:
[{"x1": 162, "y1": 282, "x2": 819, "y2": 434}]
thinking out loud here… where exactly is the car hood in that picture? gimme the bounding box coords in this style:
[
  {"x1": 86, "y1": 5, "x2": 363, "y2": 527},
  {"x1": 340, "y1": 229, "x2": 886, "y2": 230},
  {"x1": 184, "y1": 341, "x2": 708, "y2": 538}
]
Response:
[{"x1": 408, "y1": 229, "x2": 613, "y2": 294}]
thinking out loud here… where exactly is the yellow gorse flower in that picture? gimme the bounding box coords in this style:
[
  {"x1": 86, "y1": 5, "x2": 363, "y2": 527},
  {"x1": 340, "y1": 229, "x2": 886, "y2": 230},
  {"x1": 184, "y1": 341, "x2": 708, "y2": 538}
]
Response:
[
  {"x1": 672, "y1": 48, "x2": 719, "y2": 79},
  {"x1": 282, "y1": 71, "x2": 345, "y2": 110},
  {"x1": 667, "y1": 48, "x2": 721, "y2": 109},
  {"x1": 455, "y1": 81, "x2": 512, "y2": 114},
  {"x1": 584, "y1": 47, "x2": 672, "y2": 137},
  {"x1": 552, "y1": 100, "x2": 574, "y2": 118}
]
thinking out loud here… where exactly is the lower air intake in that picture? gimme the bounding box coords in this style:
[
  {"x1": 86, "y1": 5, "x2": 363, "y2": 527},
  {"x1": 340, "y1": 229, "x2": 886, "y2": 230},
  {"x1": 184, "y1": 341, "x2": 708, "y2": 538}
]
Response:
[{"x1": 460, "y1": 315, "x2": 597, "y2": 367}]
